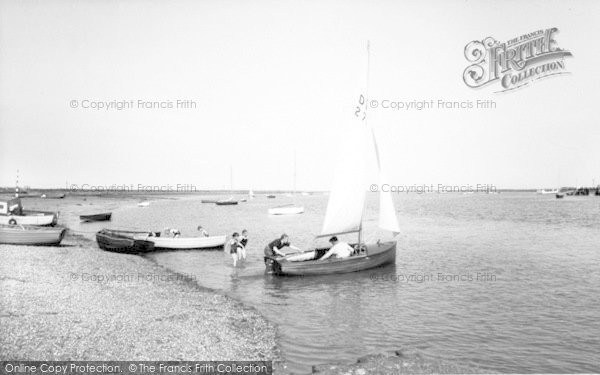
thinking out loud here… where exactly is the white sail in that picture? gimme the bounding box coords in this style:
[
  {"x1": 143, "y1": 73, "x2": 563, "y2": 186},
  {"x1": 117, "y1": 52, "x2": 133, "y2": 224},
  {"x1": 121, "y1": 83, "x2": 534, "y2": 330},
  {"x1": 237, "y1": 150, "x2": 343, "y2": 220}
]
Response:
[{"x1": 319, "y1": 125, "x2": 368, "y2": 237}]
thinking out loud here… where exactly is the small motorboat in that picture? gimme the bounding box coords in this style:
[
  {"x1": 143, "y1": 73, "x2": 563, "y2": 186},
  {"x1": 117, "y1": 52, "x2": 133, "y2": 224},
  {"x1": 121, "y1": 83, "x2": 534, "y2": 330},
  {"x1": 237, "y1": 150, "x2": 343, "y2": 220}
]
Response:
[
  {"x1": 80, "y1": 212, "x2": 112, "y2": 222},
  {"x1": 556, "y1": 193, "x2": 564, "y2": 199},
  {"x1": 95, "y1": 229, "x2": 155, "y2": 254},
  {"x1": 0, "y1": 197, "x2": 58, "y2": 226},
  {"x1": 137, "y1": 234, "x2": 227, "y2": 250},
  {"x1": 0, "y1": 224, "x2": 66, "y2": 246},
  {"x1": 268, "y1": 204, "x2": 305, "y2": 215}
]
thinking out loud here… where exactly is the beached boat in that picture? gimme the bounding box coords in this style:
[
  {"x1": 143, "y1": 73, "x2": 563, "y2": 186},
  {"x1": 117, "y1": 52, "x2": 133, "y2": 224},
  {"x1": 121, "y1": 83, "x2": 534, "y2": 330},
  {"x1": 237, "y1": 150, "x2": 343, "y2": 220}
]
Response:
[
  {"x1": 268, "y1": 204, "x2": 305, "y2": 215},
  {"x1": 556, "y1": 193, "x2": 564, "y2": 199},
  {"x1": 80, "y1": 212, "x2": 112, "y2": 222},
  {"x1": 138, "y1": 234, "x2": 226, "y2": 250},
  {"x1": 95, "y1": 229, "x2": 155, "y2": 254},
  {"x1": 267, "y1": 43, "x2": 399, "y2": 276},
  {"x1": 266, "y1": 194, "x2": 276, "y2": 199},
  {"x1": 41, "y1": 193, "x2": 66, "y2": 199},
  {"x1": 137, "y1": 201, "x2": 150, "y2": 207},
  {"x1": 215, "y1": 197, "x2": 238, "y2": 205},
  {"x1": 0, "y1": 224, "x2": 66, "y2": 245},
  {"x1": 0, "y1": 198, "x2": 58, "y2": 226}
]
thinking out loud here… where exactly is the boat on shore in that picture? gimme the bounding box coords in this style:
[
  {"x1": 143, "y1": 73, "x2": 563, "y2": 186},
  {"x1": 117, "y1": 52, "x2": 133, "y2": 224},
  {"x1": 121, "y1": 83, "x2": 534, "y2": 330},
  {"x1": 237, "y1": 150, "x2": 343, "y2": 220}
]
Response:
[
  {"x1": 537, "y1": 189, "x2": 558, "y2": 195},
  {"x1": 95, "y1": 229, "x2": 155, "y2": 254},
  {"x1": 137, "y1": 234, "x2": 226, "y2": 250},
  {"x1": 137, "y1": 201, "x2": 150, "y2": 207},
  {"x1": 80, "y1": 212, "x2": 112, "y2": 222},
  {"x1": 556, "y1": 193, "x2": 564, "y2": 199},
  {"x1": 215, "y1": 197, "x2": 238, "y2": 206},
  {"x1": 0, "y1": 224, "x2": 66, "y2": 245},
  {"x1": 266, "y1": 194, "x2": 276, "y2": 199},
  {"x1": 0, "y1": 198, "x2": 58, "y2": 226},
  {"x1": 268, "y1": 204, "x2": 305, "y2": 215}
]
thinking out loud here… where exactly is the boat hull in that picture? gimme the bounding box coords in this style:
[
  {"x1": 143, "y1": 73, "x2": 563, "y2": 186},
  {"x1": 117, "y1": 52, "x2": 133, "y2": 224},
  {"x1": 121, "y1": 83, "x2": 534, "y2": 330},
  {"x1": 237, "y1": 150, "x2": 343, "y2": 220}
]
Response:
[
  {"x1": 142, "y1": 235, "x2": 226, "y2": 250},
  {"x1": 0, "y1": 211, "x2": 57, "y2": 226},
  {"x1": 80, "y1": 213, "x2": 112, "y2": 222},
  {"x1": 0, "y1": 224, "x2": 66, "y2": 245},
  {"x1": 268, "y1": 206, "x2": 305, "y2": 215},
  {"x1": 95, "y1": 229, "x2": 154, "y2": 254},
  {"x1": 215, "y1": 201, "x2": 238, "y2": 205},
  {"x1": 272, "y1": 241, "x2": 396, "y2": 276}
]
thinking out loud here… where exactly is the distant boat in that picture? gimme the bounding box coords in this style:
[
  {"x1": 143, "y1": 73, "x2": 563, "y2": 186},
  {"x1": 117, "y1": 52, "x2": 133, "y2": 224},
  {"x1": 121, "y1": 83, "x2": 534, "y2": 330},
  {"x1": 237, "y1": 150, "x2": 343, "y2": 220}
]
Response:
[
  {"x1": 95, "y1": 229, "x2": 154, "y2": 254},
  {"x1": 537, "y1": 189, "x2": 558, "y2": 195},
  {"x1": 266, "y1": 194, "x2": 276, "y2": 199},
  {"x1": 556, "y1": 193, "x2": 564, "y2": 199},
  {"x1": 201, "y1": 198, "x2": 219, "y2": 204},
  {"x1": 0, "y1": 224, "x2": 66, "y2": 245},
  {"x1": 41, "y1": 193, "x2": 66, "y2": 199},
  {"x1": 80, "y1": 212, "x2": 112, "y2": 222},
  {"x1": 0, "y1": 198, "x2": 58, "y2": 226},
  {"x1": 215, "y1": 199, "x2": 238, "y2": 206},
  {"x1": 268, "y1": 204, "x2": 304, "y2": 215},
  {"x1": 266, "y1": 42, "x2": 398, "y2": 276},
  {"x1": 301, "y1": 192, "x2": 310, "y2": 196},
  {"x1": 138, "y1": 234, "x2": 226, "y2": 250},
  {"x1": 137, "y1": 201, "x2": 150, "y2": 207},
  {"x1": 249, "y1": 189, "x2": 255, "y2": 199}
]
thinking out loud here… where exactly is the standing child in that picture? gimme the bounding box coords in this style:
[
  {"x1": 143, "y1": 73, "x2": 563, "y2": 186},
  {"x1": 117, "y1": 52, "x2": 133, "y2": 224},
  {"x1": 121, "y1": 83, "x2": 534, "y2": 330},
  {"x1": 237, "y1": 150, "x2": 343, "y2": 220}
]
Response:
[
  {"x1": 238, "y1": 229, "x2": 248, "y2": 261},
  {"x1": 229, "y1": 232, "x2": 240, "y2": 267}
]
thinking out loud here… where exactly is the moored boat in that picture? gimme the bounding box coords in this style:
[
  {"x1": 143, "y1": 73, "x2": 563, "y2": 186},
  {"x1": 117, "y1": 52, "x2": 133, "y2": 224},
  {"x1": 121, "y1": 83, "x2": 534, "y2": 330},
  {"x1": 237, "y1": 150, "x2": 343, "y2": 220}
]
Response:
[
  {"x1": 0, "y1": 198, "x2": 58, "y2": 226},
  {"x1": 95, "y1": 229, "x2": 155, "y2": 254},
  {"x1": 137, "y1": 234, "x2": 226, "y2": 250},
  {"x1": 266, "y1": 194, "x2": 276, "y2": 199},
  {"x1": 80, "y1": 212, "x2": 112, "y2": 222},
  {"x1": 215, "y1": 197, "x2": 238, "y2": 205},
  {"x1": 0, "y1": 224, "x2": 66, "y2": 245},
  {"x1": 201, "y1": 199, "x2": 219, "y2": 204},
  {"x1": 268, "y1": 204, "x2": 305, "y2": 215},
  {"x1": 137, "y1": 201, "x2": 150, "y2": 207},
  {"x1": 556, "y1": 193, "x2": 564, "y2": 199}
]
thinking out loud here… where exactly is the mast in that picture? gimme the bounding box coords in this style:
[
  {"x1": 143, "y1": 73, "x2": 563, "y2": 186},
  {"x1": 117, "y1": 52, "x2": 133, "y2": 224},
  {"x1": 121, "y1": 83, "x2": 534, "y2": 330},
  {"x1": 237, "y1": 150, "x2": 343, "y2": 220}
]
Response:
[{"x1": 359, "y1": 40, "x2": 371, "y2": 249}]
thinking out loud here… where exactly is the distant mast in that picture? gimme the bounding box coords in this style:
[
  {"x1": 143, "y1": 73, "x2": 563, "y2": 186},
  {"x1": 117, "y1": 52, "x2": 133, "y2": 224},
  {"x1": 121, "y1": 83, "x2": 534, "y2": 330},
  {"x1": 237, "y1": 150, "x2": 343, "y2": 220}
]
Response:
[{"x1": 15, "y1": 169, "x2": 19, "y2": 197}]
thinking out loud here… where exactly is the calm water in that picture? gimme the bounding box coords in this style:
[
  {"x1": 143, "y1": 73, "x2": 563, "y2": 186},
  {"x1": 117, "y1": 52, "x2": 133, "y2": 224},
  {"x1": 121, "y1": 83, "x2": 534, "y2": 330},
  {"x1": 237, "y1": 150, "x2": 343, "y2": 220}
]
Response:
[{"x1": 86, "y1": 193, "x2": 600, "y2": 373}]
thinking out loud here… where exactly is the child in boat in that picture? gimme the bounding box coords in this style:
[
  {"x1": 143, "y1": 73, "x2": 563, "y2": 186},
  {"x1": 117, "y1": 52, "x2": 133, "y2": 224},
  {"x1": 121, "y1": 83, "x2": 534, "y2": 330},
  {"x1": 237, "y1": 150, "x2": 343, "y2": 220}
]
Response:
[
  {"x1": 238, "y1": 229, "x2": 248, "y2": 261},
  {"x1": 229, "y1": 232, "x2": 241, "y2": 267},
  {"x1": 197, "y1": 225, "x2": 209, "y2": 237}
]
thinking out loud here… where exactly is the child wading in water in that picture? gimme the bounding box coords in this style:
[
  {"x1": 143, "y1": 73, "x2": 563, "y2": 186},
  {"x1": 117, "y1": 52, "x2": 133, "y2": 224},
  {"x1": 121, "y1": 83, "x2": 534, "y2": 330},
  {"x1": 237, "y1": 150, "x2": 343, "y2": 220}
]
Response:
[
  {"x1": 238, "y1": 229, "x2": 248, "y2": 261},
  {"x1": 229, "y1": 232, "x2": 241, "y2": 267}
]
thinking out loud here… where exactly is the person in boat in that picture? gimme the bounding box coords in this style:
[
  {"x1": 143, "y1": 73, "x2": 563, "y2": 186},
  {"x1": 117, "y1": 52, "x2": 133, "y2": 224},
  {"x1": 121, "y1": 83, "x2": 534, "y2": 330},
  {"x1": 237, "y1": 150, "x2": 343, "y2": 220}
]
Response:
[
  {"x1": 197, "y1": 225, "x2": 209, "y2": 237},
  {"x1": 238, "y1": 229, "x2": 248, "y2": 261},
  {"x1": 229, "y1": 232, "x2": 241, "y2": 267},
  {"x1": 164, "y1": 227, "x2": 181, "y2": 238},
  {"x1": 264, "y1": 234, "x2": 300, "y2": 260},
  {"x1": 319, "y1": 236, "x2": 353, "y2": 260}
]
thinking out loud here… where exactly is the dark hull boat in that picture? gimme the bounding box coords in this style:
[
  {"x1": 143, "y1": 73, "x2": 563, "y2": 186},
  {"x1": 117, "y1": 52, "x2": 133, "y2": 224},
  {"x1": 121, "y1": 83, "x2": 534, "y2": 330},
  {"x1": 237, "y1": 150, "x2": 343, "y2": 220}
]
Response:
[
  {"x1": 95, "y1": 229, "x2": 154, "y2": 254},
  {"x1": 80, "y1": 212, "x2": 112, "y2": 222},
  {"x1": 201, "y1": 199, "x2": 219, "y2": 204},
  {"x1": 268, "y1": 241, "x2": 396, "y2": 276},
  {"x1": 266, "y1": 195, "x2": 276, "y2": 199},
  {"x1": 215, "y1": 200, "x2": 238, "y2": 206},
  {"x1": 0, "y1": 224, "x2": 66, "y2": 246},
  {"x1": 556, "y1": 193, "x2": 564, "y2": 199}
]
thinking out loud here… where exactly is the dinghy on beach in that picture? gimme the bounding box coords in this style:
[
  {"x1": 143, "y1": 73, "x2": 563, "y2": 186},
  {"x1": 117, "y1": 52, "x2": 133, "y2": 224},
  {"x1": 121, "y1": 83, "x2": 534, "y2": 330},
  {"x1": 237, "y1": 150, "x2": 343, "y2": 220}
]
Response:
[
  {"x1": 0, "y1": 224, "x2": 66, "y2": 245},
  {"x1": 137, "y1": 234, "x2": 226, "y2": 250},
  {"x1": 80, "y1": 212, "x2": 112, "y2": 222},
  {"x1": 266, "y1": 42, "x2": 399, "y2": 276},
  {"x1": 95, "y1": 229, "x2": 155, "y2": 254}
]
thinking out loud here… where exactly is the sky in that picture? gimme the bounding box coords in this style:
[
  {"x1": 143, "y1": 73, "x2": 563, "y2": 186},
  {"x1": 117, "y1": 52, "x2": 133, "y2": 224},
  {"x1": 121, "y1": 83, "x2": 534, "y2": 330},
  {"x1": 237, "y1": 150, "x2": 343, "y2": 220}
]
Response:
[{"x1": 1, "y1": 0, "x2": 599, "y2": 190}]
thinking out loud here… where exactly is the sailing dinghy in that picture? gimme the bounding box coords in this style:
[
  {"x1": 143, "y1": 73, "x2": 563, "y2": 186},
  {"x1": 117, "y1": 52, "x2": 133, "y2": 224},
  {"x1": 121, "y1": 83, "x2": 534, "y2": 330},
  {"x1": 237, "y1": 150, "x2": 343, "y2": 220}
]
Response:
[
  {"x1": 267, "y1": 43, "x2": 399, "y2": 276},
  {"x1": 268, "y1": 204, "x2": 305, "y2": 215}
]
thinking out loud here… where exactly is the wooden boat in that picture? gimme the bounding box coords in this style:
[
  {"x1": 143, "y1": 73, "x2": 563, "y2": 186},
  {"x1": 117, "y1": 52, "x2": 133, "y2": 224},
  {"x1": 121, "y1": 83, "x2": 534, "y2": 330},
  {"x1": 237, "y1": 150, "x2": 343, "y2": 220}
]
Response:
[
  {"x1": 0, "y1": 224, "x2": 66, "y2": 245},
  {"x1": 80, "y1": 212, "x2": 112, "y2": 222},
  {"x1": 268, "y1": 44, "x2": 399, "y2": 276},
  {"x1": 137, "y1": 201, "x2": 150, "y2": 207},
  {"x1": 137, "y1": 234, "x2": 227, "y2": 250},
  {"x1": 268, "y1": 204, "x2": 305, "y2": 215},
  {"x1": 215, "y1": 197, "x2": 238, "y2": 205},
  {"x1": 556, "y1": 193, "x2": 564, "y2": 199},
  {"x1": 41, "y1": 193, "x2": 66, "y2": 199},
  {"x1": 201, "y1": 198, "x2": 219, "y2": 203},
  {"x1": 95, "y1": 229, "x2": 155, "y2": 254},
  {"x1": 266, "y1": 194, "x2": 276, "y2": 199},
  {"x1": 0, "y1": 198, "x2": 58, "y2": 226},
  {"x1": 271, "y1": 242, "x2": 396, "y2": 276}
]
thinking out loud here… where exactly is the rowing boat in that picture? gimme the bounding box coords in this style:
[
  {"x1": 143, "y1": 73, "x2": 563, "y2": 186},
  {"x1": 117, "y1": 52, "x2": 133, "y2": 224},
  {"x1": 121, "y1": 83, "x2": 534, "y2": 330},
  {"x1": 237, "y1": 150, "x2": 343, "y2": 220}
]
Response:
[
  {"x1": 95, "y1": 229, "x2": 154, "y2": 254},
  {"x1": 268, "y1": 204, "x2": 305, "y2": 215},
  {"x1": 215, "y1": 197, "x2": 238, "y2": 205},
  {"x1": 0, "y1": 224, "x2": 66, "y2": 245},
  {"x1": 137, "y1": 234, "x2": 226, "y2": 250},
  {"x1": 80, "y1": 212, "x2": 112, "y2": 222}
]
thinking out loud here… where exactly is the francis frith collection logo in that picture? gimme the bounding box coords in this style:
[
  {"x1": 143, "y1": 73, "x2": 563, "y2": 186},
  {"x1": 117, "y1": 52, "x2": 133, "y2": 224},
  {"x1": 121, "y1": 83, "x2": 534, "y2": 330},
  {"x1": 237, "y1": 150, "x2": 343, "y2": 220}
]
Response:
[{"x1": 463, "y1": 28, "x2": 572, "y2": 92}]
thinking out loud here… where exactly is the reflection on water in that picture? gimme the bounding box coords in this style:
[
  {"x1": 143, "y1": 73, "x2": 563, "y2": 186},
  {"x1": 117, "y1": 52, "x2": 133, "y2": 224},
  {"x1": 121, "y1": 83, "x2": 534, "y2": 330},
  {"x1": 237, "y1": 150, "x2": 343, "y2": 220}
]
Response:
[{"x1": 105, "y1": 193, "x2": 599, "y2": 373}]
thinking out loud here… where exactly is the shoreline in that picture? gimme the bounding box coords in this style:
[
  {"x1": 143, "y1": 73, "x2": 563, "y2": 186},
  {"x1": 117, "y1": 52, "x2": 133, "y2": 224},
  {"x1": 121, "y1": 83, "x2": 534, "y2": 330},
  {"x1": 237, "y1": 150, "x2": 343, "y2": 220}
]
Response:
[{"x1": 0, "y1": 231, "x2": 281, "y2": 367}]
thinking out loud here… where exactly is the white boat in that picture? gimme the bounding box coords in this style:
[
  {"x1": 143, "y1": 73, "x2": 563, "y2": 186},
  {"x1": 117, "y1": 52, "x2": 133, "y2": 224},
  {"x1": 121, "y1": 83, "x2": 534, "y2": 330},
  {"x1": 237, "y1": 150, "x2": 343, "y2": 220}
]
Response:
[
  {"x1": 268, "y1": 204, "x2": 305, "y2": 215},
  {"x1": 537, "y1": 189, "x2": 558, "y2": 195},
  {"x1": 0, "y1": 198, "x2": 58, "y2": 226},
  {"x1": 267, "y1": 42, "x2": 400, "y2": 276},
  {"x1": 137, "y1": 201, "x2": 150, "y2": 207},
  {"x1": 137, "y1": 234, "x2": 226, "y2": 250}
]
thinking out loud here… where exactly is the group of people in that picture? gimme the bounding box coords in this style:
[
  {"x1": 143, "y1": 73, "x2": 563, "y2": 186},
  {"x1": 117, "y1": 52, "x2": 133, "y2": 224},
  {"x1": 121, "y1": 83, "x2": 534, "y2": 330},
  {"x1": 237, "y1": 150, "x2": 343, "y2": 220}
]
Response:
[
  {"x1": 228, "y1": 229, "x2": 249, "y2": 267},
  {"x1": 163, "y1": 225, "x2": 210, "y2": 238}
]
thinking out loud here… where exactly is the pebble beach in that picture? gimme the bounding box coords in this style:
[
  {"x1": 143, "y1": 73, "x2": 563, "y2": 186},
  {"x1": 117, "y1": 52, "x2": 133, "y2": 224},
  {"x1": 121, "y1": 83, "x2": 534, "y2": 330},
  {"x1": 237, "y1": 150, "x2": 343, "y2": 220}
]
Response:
[{"x1": 0, "y1": 194, "x2": 280, "y2": 368}]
